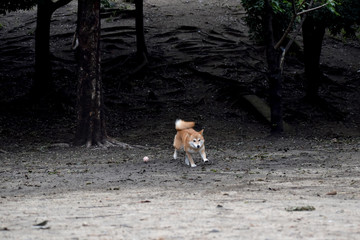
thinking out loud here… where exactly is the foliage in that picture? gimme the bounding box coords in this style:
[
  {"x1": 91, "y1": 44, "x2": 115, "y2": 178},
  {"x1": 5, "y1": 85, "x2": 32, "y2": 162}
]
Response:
[
  {"x1": 241, "y1": 0, "x2": 360, "y2": 42},
  {"x1": 328, "y1": 0, "x2": 360, "y2": 38},
  {"x1": 241, "y1": 0, "x2": 293, "y2": 42},
  {"x1": 0, "y1": 0, "x2": 37, "y2": 14},
  {"x1": 101, "y1": 0, "x2": 116, "y2": 8}
]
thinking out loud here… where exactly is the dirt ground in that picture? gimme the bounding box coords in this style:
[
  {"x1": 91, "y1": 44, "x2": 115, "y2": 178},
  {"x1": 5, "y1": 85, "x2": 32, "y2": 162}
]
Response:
[{"x1": 1, "y1": 0, "x2": 360, "y2": 239}]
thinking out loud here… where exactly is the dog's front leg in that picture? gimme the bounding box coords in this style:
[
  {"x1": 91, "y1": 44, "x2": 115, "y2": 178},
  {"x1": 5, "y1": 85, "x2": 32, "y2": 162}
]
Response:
[
  {"x1": 173, "y1": 149, "x2": 178, "y2": 159},
  {"x1": 184, "y1": 155, "x2": 189, "y2": 166},
  {"x1": 200, "y1": 147, "x2": 208, "y2": 163},
  {"x1": 185, "y1": 152, "x2": 196, "y2": 167}
]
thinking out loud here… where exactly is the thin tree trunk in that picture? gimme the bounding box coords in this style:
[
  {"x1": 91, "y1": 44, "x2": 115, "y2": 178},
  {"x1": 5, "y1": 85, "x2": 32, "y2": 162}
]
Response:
[
  {"x1": 32, "y1": 0, "x2": 53, "y2": 99},
  {"x1": 135, "y1": 0, "x2": 147, "y2": 59},
  {"x1": 32, "y1": 0, "x2": 72, "y2": 100},
  {"x1": 302, "y1": 15, "x2": 326, "y2": 100},
  {"x1": 264, "y1": 0, "x2": 283, "y2": 134},
  {"x1": 75, "y1": 0, "x2": 107, "y2": 146}
]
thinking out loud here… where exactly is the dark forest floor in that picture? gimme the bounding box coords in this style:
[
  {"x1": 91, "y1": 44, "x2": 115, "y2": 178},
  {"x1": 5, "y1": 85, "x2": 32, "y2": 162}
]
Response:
[{"x1": 0, "y1": 0, "x2": 360, "y2": 239}]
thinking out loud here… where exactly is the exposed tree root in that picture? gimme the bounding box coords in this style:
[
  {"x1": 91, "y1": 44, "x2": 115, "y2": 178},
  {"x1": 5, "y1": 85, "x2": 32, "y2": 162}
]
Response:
[
  {"x1": 303, "y1": 95, "x2": 347, "y2": 120},
  {"x1": 85, "y1": 137, "x2": 133, "y2": 149},
  {"x1": 0, "y1": 149, "x2": 8, "y2": 154},
  {"x1": 130, "y1": 52, "x2": 149, "y2": 76}
]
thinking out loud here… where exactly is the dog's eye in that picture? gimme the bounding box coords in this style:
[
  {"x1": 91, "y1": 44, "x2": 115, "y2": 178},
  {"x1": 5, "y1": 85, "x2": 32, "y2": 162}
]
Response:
[{"x1": 193, "y1": 139, "x2": 196, "y2": 142}]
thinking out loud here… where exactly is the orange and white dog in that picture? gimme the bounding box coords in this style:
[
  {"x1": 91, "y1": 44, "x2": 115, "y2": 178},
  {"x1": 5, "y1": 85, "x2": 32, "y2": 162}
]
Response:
[{"x1": 173, "y1": 119, "x2": 209, "y2": 167}]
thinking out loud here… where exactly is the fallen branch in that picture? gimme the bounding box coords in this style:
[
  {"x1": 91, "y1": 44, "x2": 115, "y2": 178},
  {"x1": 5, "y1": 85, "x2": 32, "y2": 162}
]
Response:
[
  {"x1": 242, "y1": 95, "x2": 291, "y2": 131},
  {"x1": 0, "y1": 149, "x2": 8, "y2": 154},
  {"x1": 68, "y1": 214, "x2": 123, "y2": 219}
]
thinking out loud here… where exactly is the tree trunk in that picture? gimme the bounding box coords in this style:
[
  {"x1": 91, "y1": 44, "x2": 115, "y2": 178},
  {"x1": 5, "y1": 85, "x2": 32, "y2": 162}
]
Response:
[
  {"x1": 263, "y1": 0, "x2": 283, "y2": 134},
  {"x1": 135, "y1": 0, "x2": 148, "y2": 60},
  {"x1": 32, "y1": 0, "x2": 72, "y2": 100},
  {"x1": 32, "y1": 0, "x2": 53, "y2": 99},
  {"x1": 302, "y1": 15, "x2": 326, "y2": 100},
  {"x1": 75, "y1": 0, "x2": 107, "y2": 146}
]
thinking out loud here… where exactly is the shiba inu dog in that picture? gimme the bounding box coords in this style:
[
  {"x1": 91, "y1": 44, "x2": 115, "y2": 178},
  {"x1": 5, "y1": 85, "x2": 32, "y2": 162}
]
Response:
[{"x1": 173, "y1": 119, "x2": 209, "y2": 167}]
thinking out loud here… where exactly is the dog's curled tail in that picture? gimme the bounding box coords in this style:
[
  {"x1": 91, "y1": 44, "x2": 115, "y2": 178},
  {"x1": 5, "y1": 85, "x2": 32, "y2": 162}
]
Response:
[{"x1": 175, "y1": 119, "x2": 195, "y2": 131}]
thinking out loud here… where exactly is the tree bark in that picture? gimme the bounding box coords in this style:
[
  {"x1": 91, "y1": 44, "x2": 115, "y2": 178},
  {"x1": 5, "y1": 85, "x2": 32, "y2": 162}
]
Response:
[
  {"x1": 135, "y1": 0, "x2": 148, "y2": 63},
  {"x1": 31, "y1": 0, "x2": 72, "y2": 100},
  {"x1": 32, "y1": 0, "x2": 53, "y2": 99},
  {"x1": 263, "y1": 0, "x2": 283, "y2": 134},
  {"x1": 75, "y1": 0, "x2": 107, "y2": 146},
  {"x1": 302, "y1": 15, "x2": 326, "y2": 100}
]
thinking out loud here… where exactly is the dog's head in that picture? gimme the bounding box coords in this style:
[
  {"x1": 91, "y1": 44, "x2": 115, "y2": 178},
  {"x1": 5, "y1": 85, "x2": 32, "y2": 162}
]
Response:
[{"x1": 189, "y1": 130, "x2": 204, "y2": 149}]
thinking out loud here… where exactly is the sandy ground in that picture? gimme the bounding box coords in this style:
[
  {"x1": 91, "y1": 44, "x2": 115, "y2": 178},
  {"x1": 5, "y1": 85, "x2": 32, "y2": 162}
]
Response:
[
  {"x1": 1, "y1": 188, "x2": 360, "y2": 240},
  {"x1": 1, "y1": 0, "x2": 360, "y2": 239},
  {"x1": 1, "y1": 138, "x2": 360, "y2": 239}
]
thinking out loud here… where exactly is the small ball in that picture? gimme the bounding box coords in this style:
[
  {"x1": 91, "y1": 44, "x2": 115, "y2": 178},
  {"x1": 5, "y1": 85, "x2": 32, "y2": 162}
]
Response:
[{"x1": 143, "y1": 156, "x2": 149, "y2": 162}]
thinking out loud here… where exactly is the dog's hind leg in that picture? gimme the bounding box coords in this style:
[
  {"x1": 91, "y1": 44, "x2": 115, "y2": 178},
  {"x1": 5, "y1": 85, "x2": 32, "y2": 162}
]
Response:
[{"x1": 173, "y1": 134, "x2": 182, "y2": 160}]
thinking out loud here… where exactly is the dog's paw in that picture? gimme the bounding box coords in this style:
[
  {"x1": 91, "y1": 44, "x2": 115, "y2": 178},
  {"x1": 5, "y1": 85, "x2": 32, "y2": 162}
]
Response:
[
  {"x1": 185, "y1": 158, "x2": 190, "y2": 166},
  {"x1": 191, "y1": 164, "x2": 197, "y2": 168},
  {"x1": 203, "y1": 158, "x2": 209, "y2": 163}
]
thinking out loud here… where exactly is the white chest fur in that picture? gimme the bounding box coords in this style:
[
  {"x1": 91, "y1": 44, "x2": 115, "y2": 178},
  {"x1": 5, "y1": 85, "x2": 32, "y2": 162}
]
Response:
[{"x1": 187, "y1": 145, "x2": 204, "y2": 153}]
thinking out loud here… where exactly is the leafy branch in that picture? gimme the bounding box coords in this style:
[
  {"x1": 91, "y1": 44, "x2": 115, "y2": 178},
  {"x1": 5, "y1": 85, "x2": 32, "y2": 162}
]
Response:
[{"x1": 274, "y1": 0, "x2": 333, "y2": 72}]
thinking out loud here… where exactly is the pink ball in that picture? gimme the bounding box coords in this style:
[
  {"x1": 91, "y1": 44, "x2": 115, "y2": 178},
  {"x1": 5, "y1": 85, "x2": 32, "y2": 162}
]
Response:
[{"x1": 143, "y1": 156, "x2": 149, "y2": 162}]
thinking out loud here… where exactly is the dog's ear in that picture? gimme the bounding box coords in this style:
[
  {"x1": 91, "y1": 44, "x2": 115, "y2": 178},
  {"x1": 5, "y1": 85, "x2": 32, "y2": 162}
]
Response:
[{"x1": 199, "y1": 129, "x2": 204, "y2": 135}]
